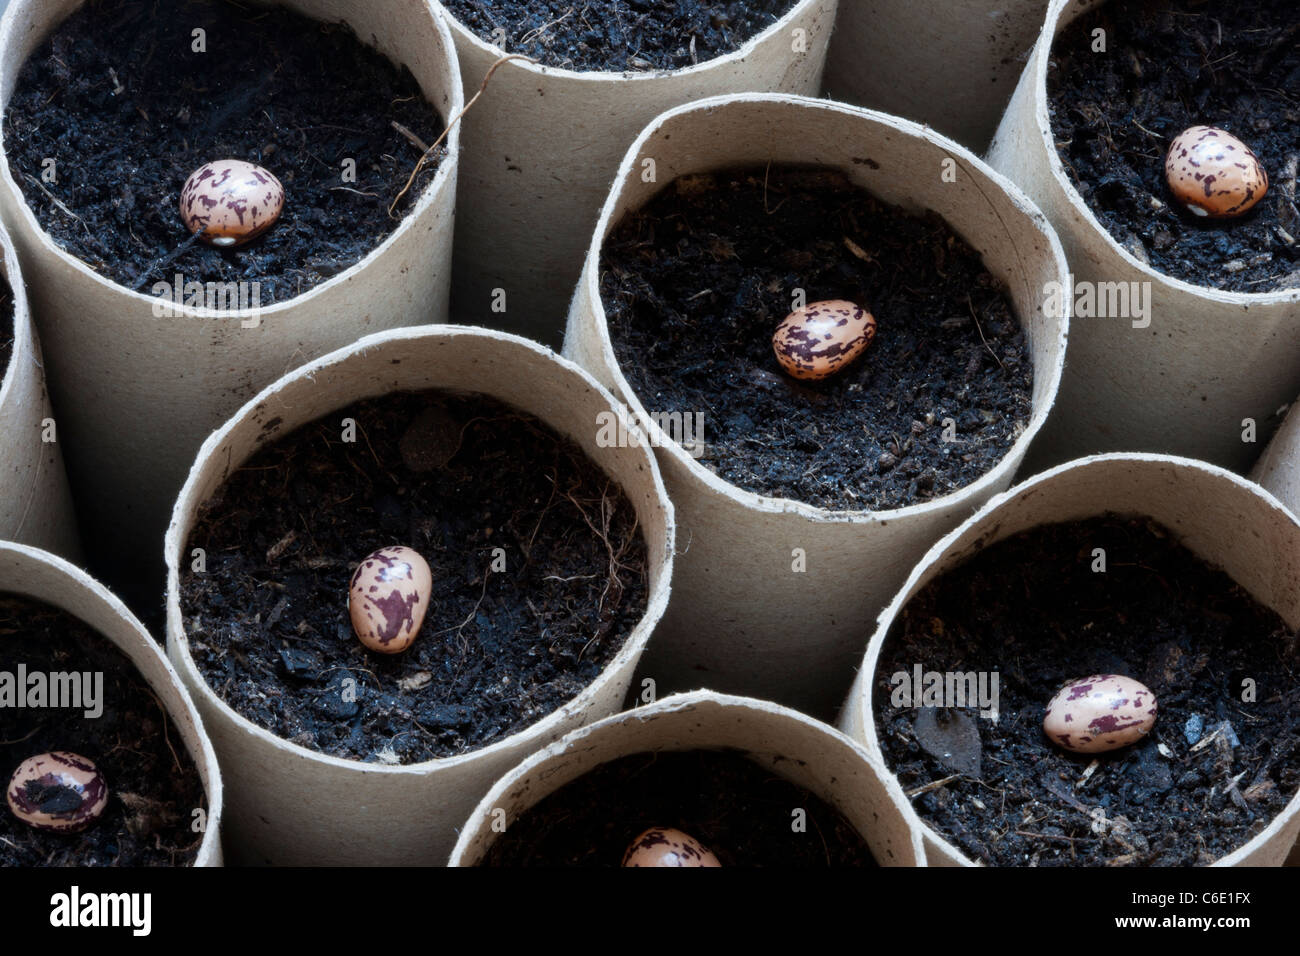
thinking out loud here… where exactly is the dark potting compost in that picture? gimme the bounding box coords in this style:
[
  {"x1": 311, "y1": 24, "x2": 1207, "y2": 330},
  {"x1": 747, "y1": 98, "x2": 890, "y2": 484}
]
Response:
[
  {"x1": 443, "y1": 0, "x2": 799, "y2": 72},
  {"x1": 602, "y1": 166, "x2": 1033, "y2": 511},
  {"x1": 0, "y1": 595, "x2": 206, "y2": 866},
  {"x1": 4, "y1": 0, "x2": 446, "y2": 302},
  {"x1": 482, "y1": 749, "x2": 875, "y2": 866},
  {"x1": 1048, "y1": 0, "x2": 1300, "y2": 292},
  {"x1": 180, "y1": 391, "x2": 649, "y2": 764},
  {"x1": 875, "y1": 515, "x2": 1300, "y2": 867}
]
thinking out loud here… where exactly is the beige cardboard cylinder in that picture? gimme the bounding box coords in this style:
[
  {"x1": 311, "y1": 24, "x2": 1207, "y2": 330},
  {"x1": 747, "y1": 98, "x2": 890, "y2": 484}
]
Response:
[
  {"x1": 1255, "y1": 396, "x2": 1300, "y2": 861},
  {"x1": 449, "y1": 690, "x2": 925, "y2": 866},
  {"x1": 840, "y1": 453, "x2": 1300, "y2": 867},
  {"x1": 564, "y1": 94, "x2": 1070, "y2": 719},
  {"x1": 0, "y1": 541, "x2": 223, "y2": 866},
  {"x1": 986, "y1": 0, "x2": 1300, "y2": 474},
  {"x1": 824, "y1": 0, "x2": 1049, "y2": 153},
  {"x1": 440, "y1": 0, "x2": 836, "y2": 346},
  {"x1": 0, "y1": 0, "x2": 463, "y2": 606},
  {"x1": 1251, "y1": 398, "x2": 1300, "y2": 515},
  {"x1": 166, "y1": 326, "x2": 675, "y2": 865},
  {"x1": 0, "y1": 223, "x2": 78, "y2": 560}
]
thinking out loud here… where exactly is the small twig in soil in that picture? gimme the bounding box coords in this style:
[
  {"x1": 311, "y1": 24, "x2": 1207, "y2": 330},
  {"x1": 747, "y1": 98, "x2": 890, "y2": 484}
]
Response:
[
  {"x1": 0, "y1": 725, "x2": 41, "y2": 747},
  {"x1": 1130, "y1": 118, "x2": 1163, "y2": 140},
  {"x1": 1015, "y1": 830, "x2": 1079, "y2": 846},
  {"x1": 147, "y1": 688, "x2": 182, "y2": 774},
  {"x1": 388, "y1": 54, "x2": 538, "y2": 217},
  {"x1": 519, "y1": 7, "x2": 574, "y2": 47},
  {"x1": 391, "y1": 120, "x2": 431, "y2": 154},
  {"x1": 24, "y1": 173, "x2": 81, "y2": 221},
  {"x1": 968, "y1": 295, "x2": 1006, "y2": 372},
  {"x1": 524, "y1": 469, "x2": 560, "y2": 558},
  {"x1": 128, "y1": 230, "x2": 206, "y2": 292},
  {"x1": 1076, "y1": 758, "x2": 1101, "y2": 789},
  {"x1": 760, "y1": 161, "x2": 791, "y2": 215},
  {"x1": 906, "y1": 774, "x2": 962, "y2": 798},
  {"x1": 561, "y1": 479, "x2": 636, "y2": 622},
  {"x1": 429, "y1": 570, "x2": 492, "y2": 651},
  {"x1": 1190, "y1": 724, "x2": 1225, "y2": 753},
  {"x1": 843, "y1": 236, "x2": 873, "y2": 262}
]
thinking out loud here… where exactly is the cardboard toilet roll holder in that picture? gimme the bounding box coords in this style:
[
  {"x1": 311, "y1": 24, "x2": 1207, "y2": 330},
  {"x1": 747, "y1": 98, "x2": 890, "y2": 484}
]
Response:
[
  {"x1": 564, "y1": 93, "x2": 1070, "y2": 719},
  {"x1": 0, "y1": 222, "x2": 77, "y2": 559},
  {"x1": 0, "y1": 541, "x2": 223, "y2": 866},
  {"x1": 439, "y1": 0, "x2": 837, "y2": 345},
  {"x1": 986, "y1": 0, "x2": 1300, "y2": 474},
  {"x1": 449, "y1": 690, "x2": 925, "y2": 867},
  {"x1": 824, "y1": 0, "x2": 1049, "y2": 153},
  {"x1": 165, "y1": 326, "x2": 675, "y2": 865},
  {"x1": 1246, "y1": 420, "x2": 1300, "y2": 867},
  {"x1": 1252, "y1": 398, "x2": 1300, "y2": 516},
  {"x1": 0, "y1": 0, "x2": 464, "y2": 605},
  {"x1": 840, "y1": 454, "x2": 1300, "y2": 867}
]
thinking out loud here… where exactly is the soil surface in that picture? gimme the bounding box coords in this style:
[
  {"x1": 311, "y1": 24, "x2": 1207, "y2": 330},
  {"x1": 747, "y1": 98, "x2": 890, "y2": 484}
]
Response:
[
  {"x1": 602, "y1": 166, "x2": 1033, "y2": 511},
  {"x1": 1048, "y1": 0, "x2": 1300, "y2": 292},
  {"x1": 0, "y1": 275, "x2": 11, "y2": 382},
  {"x1": 482, "y1": 748, "x2": 875, "y2": 866},
  {"x1": 443, "y1": 0, "x2": 798, "y2": 72},
  {"x1": 874, "y1": 515, "x2": 1300, "y2": 867},
  {"x1": 181, "y1": 391, "x2": 649, "y2": 765},
  {"x1": 0, "y1": 595, "x2": 206, "y2": 866},
  {"x1": 4, "y1": 0, "x2": 446, "y2": 303}
]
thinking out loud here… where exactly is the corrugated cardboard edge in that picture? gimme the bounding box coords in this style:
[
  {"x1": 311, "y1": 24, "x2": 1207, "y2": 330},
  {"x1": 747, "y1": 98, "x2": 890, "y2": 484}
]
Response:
[
  {"x1": 449, "y1": 689, "x2": 927, "y2": 867},
  {"x1": 563, "y1": 92, "x2": 1070, "y2": 715},
  {"x1": 839, "y1": 453, "x2": 1300, "y2": 867},
  {"x1": 164, "y1": 325, "x2": 675, "y2": 865},
  {"x1": 0, "y1": 541, "x2": 223, "y2": 866}
]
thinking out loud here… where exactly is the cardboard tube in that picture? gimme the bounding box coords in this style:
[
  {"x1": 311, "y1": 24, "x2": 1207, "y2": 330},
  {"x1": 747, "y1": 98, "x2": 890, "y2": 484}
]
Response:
[
  {"x1": 564, "y1": 93, "x2": 1070, "y2": 719},
  {"x1": 0, "y1": 0, "x2": 463, "y2": 608},
  {"x1": 165, "y1": 326, "x2": 675, "y2": 865},
  {"x1": 824, "y1": 0, "x2": 1049, "y2": 153},
  {"x1": 1251, "y1": 399, "x2": 1300, "y2": 515},
  {"x1": 0, "y1": 541, "x2": 223, "y2": 866},
  {"x1": 0, "y1": 223, "x2": 78, "y2": 559},
  {"x1": 449, "y1": 690, "x2": 925, "y2": 867},
  {"x1": 1252, "y1": 397, "x2": 1300, "y2": 858},
  {"x1": 840, "y1": 453, "x2": 1300, "y2": 867},
  {"x1": 986, "y1": 0, "x2": 1300, "y2": 475},
  {"x1": 439, "y1": 0, "x2": 837, "y2": 346}
]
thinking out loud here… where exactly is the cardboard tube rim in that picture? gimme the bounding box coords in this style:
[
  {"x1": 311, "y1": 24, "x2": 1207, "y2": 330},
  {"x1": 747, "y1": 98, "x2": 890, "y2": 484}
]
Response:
[
  {"x1": 0, "y1": 0, "x2": 466, "y2": 323},
  {"x1": 448, "y1": 689, "x2": 928, "y2": 866},
  {"x1": 573, "y1": 91, "x2": 1072, "y2": 524},
  {"x1": 0, "y1": 222, "x2": 29, "y2": 412},
  {"x1": 1025, "y1": 0, "x2": 1299, "y2": 305},
  {"x1": 164, "y1": 324, "x2": 675, "y2": 777},
  {"x1": 0, "y1": 540, "x2": 224, "y2": 866},
  {"x1": 439, "y1": 0, "x2": 824, "y2": 82},
  {"x1": 843, "y1": 451, "x2": 1300, "y2": 867}
]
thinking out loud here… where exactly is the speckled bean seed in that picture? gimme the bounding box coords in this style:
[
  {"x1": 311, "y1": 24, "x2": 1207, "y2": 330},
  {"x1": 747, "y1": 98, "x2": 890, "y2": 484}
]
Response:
[{"x1": 1043, "y1": 674, "x2": 1157, "y2": 754}]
